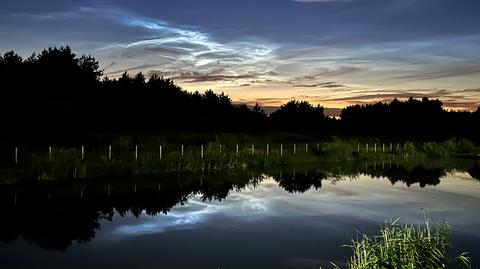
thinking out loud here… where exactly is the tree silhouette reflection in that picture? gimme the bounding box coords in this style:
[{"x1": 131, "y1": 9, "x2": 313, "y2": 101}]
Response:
[{"x1": 0, "y1": 161, "x2": 476, "y2": 251}]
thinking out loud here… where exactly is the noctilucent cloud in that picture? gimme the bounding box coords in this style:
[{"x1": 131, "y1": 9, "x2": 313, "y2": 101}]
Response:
[{"x1": 1, "y1": 0, "x2": 479, "y2": 110}]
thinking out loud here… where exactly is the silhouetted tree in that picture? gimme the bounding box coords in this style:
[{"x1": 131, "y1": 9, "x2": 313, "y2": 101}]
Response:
[{"x1": 269, "y1": 100, "x2": 326, "y2": 132}]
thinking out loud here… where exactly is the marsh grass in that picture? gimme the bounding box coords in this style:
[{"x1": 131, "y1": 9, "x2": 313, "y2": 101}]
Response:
[
  {"x1": 3, "y1": 136, "x2": 478, "y2": 181},
  {"x1": 332, "y1": 219, "x2": 472, "y2": 269}
]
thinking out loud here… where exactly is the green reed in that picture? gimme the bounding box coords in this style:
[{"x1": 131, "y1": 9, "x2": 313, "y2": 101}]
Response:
[{"x1": 331, "y1": 219, "x2": 472, "y2": 269}]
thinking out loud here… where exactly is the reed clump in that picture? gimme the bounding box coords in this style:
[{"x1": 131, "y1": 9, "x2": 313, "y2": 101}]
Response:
[{"x1": 333, "y1": 219, "x2": 471, "y2": 269}]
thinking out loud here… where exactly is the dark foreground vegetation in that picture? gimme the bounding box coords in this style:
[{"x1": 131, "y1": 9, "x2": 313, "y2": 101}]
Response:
[
  {"x1": 0, "y1": 136, "x2": 478, "y2": 179},
  {"x1": 332, "y1": 220, "x2": 472, "y2": 269},
  {"x1": 1, "y1": 46, "x2": 479, "y2": 143}
]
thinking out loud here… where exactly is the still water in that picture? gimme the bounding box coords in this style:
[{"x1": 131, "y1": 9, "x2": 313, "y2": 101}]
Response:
[{"x1": 1, "y1": 162, "x2": 480, "y2": 269}]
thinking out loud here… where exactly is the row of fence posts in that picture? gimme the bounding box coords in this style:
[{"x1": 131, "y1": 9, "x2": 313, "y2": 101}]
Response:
[
  {"x1": 11, "y1": 144, "x2": 312, "y2": 163},
  {"x1": 11, "y1": 145, "x2": 87, "y2": 164},
  {"x1": 103, "y1": 143, "x2": 313, "y2": 159},
  {"x1": 10, "y1": 142, "x2": 410, "y2": 163},
  {"x1": 357, "y1": 142, "x2": 407, "y2": 153}
]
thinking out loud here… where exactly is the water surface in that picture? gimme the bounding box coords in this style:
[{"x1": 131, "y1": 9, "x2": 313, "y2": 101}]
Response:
[{"x1": 1, "y1": 162, "x2": 480, "y2": 268}]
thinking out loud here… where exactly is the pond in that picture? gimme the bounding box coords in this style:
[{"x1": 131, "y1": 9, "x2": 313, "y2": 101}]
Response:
[{"x1": 1, "y1": 160, "x2": 480, "y2": 268}]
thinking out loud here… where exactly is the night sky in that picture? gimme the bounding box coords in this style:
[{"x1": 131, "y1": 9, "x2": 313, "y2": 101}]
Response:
[{"x1": 1, "y1": 0, "x2": 480, "y2": 110}]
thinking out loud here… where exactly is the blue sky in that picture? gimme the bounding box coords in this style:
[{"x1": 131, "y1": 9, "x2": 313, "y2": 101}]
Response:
[{"x1": 1, "y1": 0, "x2": 479, "y2": 109}]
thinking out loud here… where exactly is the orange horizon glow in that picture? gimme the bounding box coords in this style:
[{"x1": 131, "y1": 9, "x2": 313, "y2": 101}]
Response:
[{"x1": 176, "y1": 81, "x2": 480, "y2": 113}]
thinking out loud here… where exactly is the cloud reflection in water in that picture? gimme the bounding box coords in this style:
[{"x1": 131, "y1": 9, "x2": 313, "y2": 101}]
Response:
[{"x1": 111, "y1": 173, "x2": 480, "y2": 239}]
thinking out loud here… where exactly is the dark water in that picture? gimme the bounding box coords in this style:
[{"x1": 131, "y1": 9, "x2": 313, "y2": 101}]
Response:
[{"x1": 1, "y1": 162, "x2": 480, "y2": 269}]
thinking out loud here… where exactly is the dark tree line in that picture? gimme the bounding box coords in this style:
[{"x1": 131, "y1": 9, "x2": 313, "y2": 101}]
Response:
[
  {"x1": 0, "y1": 47, "x2": 269, "y2": 137},
  {"x1": 340, "y1": 98, "x2": 479, "y2": 140},
  {"x1": 0, "y1": 47, "x2": 478, "y2": 141}
]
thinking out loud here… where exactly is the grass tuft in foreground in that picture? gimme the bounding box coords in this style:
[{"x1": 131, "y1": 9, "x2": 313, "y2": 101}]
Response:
[{"x1": 332, "y1": 219, "x2": 472, "y2": 269}]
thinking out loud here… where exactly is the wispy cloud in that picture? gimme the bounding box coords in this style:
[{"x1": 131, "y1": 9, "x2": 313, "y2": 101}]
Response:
[
  {"x1": 8, "y1": 5, "x2": 279, "y2": 86},
  {"x1": 147, "y1": 70, "x2": 275, "y2": 83},
  {"x1": 291, "y1": 67, "x2": 364, "y2": 81},
  {"x1": 87, "y1": 7, "x2": 280, "y2": 86},
  {"x1": 2, "y1": 3, "x2": 479, "y2": 110},
  {"x1": 395, "y1": 65, "x2": 480, "y2": 81},
  {"x1": 293, "y1": 82, "x2": 347, "y2": 88}
]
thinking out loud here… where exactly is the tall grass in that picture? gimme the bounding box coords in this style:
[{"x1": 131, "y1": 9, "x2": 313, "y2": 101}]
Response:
[
  {"x1": 332, "y1": 219, "x2": 471, "y2": 269},
  {"x1": 3, "y1": 136, "x2": 478, "y2": 180}
]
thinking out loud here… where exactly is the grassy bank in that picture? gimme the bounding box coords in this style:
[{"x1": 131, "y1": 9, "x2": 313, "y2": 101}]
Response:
[
  {"x1": 332, "y1": 220, "x2": 472, "y2": 269},
  {"x1": 0, "y1": 136, "x2": 478, "y2": 181}
]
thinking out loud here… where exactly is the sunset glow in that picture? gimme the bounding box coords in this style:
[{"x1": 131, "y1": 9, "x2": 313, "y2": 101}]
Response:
[{"x1": 1, "y1": 0, "x2": 479, "y2": 110}]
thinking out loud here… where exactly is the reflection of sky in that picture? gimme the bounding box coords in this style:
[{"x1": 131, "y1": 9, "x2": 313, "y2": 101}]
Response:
[
  {"x1": 111, "y1": 172, "x2": 480, "y2": 239},
  {"x1": 112, "y1": 195, "x2": 269, "y2": 238}
]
